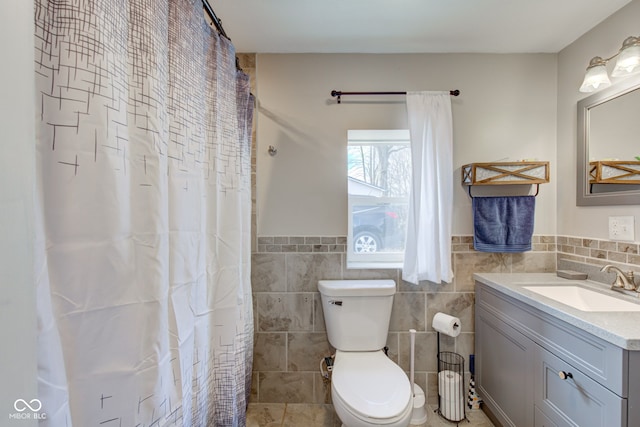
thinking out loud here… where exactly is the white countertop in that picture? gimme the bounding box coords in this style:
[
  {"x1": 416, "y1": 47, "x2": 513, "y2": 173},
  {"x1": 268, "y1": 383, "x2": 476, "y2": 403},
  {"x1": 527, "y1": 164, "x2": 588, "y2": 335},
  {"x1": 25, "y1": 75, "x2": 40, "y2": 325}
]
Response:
[{"x1": 473, "y1": 272, "x2": 640, "y2": 351}]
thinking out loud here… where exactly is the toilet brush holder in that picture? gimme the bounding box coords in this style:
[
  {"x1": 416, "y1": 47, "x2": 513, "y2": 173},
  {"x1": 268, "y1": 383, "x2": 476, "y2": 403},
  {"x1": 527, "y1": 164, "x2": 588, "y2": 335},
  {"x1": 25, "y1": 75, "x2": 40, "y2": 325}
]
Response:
[{"x1": 410, "y1": 383, "x2": 428, "y2": 425}]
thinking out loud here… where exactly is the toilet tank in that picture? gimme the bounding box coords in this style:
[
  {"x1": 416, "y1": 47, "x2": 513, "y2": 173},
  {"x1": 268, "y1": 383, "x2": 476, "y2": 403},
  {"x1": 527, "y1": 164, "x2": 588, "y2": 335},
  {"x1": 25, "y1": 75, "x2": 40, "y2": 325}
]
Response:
[{"x1": 318, "y1": 280, "x2": 395, "y2": 351}]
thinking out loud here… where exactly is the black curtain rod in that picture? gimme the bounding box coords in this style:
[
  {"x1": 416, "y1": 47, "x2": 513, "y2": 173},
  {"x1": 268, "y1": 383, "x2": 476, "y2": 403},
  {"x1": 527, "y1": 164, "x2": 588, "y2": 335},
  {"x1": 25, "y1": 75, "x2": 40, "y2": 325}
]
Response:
[
  {"x1": 202, "y1": 0, "x2": 245, "y2": 72},
  {"x1": 202, "y1": 0, "x2": 229, "y2": 40},
  {"x1": 330, "y1": 89, "x2": 460, "y2": 104}
]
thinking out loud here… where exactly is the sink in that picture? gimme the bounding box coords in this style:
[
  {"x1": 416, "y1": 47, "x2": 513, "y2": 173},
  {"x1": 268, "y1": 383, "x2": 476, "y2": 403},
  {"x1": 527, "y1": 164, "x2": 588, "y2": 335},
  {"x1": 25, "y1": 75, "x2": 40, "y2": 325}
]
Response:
[{"x1": 523, "y1": 286, "x2": 640, "y2": 312}]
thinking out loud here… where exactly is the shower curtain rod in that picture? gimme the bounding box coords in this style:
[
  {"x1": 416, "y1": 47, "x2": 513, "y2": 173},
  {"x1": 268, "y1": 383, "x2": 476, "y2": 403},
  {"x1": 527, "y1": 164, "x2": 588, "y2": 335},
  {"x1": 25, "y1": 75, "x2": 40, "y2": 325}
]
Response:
[
  {"x1": 330, "y1": 89, "x2": 460, "y2": 104},
  {"x1": 202, "y1": 0, "x2": 229, "y2": 39},
  {"x1": 202, "y1": 0, "x2": 244, "y2": 72}
]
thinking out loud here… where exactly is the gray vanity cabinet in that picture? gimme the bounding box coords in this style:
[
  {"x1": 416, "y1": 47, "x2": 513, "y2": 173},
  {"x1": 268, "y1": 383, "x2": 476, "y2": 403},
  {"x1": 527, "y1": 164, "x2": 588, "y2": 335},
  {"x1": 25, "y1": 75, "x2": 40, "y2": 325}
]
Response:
[
  {"x1": 476, "y1": 304, "x2": 535, "y2": 426},
  {"x1": 475, "y1": 281, "x2": 637, "y2": 427}
]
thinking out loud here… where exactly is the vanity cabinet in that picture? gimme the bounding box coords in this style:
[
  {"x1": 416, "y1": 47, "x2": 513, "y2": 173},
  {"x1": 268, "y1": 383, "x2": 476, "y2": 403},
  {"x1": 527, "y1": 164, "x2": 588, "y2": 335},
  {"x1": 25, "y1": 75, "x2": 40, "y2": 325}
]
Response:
[{"x1": 475, "y1": 281, "x2": 638, "y2": 427}]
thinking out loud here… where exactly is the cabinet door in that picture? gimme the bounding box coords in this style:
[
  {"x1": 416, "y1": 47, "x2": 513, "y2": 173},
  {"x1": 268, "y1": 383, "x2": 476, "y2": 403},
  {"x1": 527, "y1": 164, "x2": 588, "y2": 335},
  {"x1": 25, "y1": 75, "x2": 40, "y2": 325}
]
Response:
[
  {"x1": 534, "y1": 345, "x2": 627, "y2": 427},
  {"x1": 534, "y1": 406, "x2": 558, "y2": 427},
  {"x1": 476, "y1": 306, "x2": 535, "y2": 427}
]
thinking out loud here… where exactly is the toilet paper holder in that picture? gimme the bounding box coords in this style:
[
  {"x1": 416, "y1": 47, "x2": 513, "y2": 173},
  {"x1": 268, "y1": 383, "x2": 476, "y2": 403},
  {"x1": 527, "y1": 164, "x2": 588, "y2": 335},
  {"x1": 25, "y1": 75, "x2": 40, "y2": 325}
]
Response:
[{"x1": 436, "y1": 333, "x2": 468, "y2": 424}]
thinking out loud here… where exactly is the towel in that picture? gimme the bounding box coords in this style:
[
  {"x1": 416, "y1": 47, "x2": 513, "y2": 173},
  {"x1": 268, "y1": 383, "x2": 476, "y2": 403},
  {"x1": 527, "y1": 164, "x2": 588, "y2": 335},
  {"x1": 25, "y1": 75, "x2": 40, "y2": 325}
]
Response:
[{"x1": 472, "y1": 196, "x2": 535, "y2": 253}]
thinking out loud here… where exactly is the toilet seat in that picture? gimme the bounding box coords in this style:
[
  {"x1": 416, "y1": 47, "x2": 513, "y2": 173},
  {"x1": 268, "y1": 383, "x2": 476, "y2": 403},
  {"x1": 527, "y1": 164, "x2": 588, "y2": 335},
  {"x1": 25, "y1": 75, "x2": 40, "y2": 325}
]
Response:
[{"x1": 332, "y1": 350, "x2": 412, "y2": 423}]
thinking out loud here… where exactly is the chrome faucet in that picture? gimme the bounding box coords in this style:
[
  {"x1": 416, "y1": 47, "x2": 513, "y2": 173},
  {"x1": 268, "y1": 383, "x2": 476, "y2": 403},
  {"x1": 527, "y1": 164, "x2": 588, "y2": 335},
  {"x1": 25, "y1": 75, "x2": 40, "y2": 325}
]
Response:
[{"x1": 600, "y1": 265, "x2": 637, "y2": 291}]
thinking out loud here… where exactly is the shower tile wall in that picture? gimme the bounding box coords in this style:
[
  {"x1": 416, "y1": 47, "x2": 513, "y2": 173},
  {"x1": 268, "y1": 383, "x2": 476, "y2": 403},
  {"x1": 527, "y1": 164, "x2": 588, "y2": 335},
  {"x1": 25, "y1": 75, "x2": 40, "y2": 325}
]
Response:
[
  {"x1": 236, "y1": 53, "x2": 258, "y2": 253},
  {"x1": 250, "y1": 235, "x2": 557, "y2": 404}
]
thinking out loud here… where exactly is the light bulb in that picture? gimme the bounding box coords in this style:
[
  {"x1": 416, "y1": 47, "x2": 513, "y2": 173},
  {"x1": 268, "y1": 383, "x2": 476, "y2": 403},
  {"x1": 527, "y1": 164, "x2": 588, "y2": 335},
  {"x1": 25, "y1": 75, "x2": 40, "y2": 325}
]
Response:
[
  {"x1": 611, "y1": 38, "x2": 640, "y2": 77},
  {"x1": 579, "y1": 57, "x2": 611, "y2": 93}
]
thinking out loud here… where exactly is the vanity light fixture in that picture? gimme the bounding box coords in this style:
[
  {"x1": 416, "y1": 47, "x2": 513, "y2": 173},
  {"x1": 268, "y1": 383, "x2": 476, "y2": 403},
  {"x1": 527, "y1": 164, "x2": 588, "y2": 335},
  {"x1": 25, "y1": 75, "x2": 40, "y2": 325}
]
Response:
[{"x1": 579, "y1": 36, "x2": 640, "y2": 93}]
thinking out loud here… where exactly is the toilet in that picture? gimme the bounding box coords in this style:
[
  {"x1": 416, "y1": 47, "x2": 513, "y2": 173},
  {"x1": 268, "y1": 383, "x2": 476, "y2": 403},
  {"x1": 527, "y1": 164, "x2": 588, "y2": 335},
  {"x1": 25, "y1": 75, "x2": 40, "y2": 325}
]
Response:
[{"x1": 318, "y1": 280, "x2": 413, "y2": 427}]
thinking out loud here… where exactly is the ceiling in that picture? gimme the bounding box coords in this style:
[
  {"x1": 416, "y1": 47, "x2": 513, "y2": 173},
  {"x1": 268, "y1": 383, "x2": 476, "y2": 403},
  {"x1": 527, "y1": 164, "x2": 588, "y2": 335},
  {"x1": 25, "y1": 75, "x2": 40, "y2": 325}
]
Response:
[{"x1": 211, "y1": 0, "x2": 632, "y2": 54}]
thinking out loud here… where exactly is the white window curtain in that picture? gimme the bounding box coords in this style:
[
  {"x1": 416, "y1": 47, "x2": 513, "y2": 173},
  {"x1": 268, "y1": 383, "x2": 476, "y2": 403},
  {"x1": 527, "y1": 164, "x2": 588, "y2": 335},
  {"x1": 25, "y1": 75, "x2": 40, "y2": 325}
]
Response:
[{"x1": 402, "y1": 91, "x2": 454, "y2": 285}]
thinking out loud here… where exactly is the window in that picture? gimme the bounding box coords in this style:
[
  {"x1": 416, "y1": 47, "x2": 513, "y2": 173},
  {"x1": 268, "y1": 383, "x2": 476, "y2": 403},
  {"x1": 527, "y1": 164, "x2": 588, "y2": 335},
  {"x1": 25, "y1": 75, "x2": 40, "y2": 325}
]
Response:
[{"x1": 347, "y1": 130, "x2": 411, "y2": 269}]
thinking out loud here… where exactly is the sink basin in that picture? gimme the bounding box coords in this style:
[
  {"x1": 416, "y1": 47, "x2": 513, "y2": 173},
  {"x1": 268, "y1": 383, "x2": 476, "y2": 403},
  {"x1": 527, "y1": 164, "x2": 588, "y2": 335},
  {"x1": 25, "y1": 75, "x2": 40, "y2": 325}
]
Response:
[{"x1": 523, "y1": 286, "x2": 640, "y2": 312}]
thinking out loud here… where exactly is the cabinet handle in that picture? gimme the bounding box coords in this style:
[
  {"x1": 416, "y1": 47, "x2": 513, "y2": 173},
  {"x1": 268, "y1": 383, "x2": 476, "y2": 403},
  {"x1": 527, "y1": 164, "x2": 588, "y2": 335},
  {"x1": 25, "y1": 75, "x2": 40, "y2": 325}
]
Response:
[{"x1": 558, "y1": 371, "x2": 573, "y2": 380}]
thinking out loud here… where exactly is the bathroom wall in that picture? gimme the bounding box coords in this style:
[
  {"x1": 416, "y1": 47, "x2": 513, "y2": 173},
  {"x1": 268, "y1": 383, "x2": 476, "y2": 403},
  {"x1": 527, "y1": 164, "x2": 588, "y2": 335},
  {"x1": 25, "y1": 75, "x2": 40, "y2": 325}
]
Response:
[
  {"x1": 557, "y1": 0, "x2": 640, "y2": 241},
  {"x1": 250, "y1": 236, "x2": 556, "y2": 404},
  {"x1": 248, "y1": 7, "x2": 640, "y2": 403},
  {"x1": 237, "y1": 53, "x2": 258, "y2": 252},
  {"x1": 255, "y1": 53, "x2": 558, "y2": 237},
  {"x1": 249, "y1": 52, "x2": 560, "y2": 405},
  {"x1": 554, "y1": 0, "x2": 640, "y2": 277},
  {"x1": 0, "y1": 0, "x2": 37, "y2": 423}
]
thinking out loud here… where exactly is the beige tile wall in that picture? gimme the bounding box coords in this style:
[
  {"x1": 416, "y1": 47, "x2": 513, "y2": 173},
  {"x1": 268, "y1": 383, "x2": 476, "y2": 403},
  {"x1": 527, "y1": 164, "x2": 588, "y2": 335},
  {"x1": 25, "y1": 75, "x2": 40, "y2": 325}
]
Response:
[
  {"x1": 250, "y1": 235, "x2": 558, "y2": 405},
  {"x1": 556, "y1": 235, "x2": 640, "y2": 286},
  {"x1": 556, "y1": 235, "x2": 640, "y2": 267},
  {"x1": 236, "y1": 53, "x2": 258, "y2": 253}
]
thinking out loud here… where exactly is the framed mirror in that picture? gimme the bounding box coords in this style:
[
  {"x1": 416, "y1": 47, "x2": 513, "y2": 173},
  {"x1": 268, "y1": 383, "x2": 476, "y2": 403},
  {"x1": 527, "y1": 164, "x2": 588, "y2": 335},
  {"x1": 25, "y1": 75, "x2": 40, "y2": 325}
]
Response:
[{"x1": 577, "y1": 73, "x2": 640, "y2": 206}]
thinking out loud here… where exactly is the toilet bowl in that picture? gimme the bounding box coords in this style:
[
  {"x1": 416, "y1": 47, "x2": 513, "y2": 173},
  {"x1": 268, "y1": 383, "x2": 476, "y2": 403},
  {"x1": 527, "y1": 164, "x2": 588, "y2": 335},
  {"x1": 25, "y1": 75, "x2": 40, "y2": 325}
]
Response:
[
  {"x1": 317, "y1": 280, "x2": 413, "y2": 427},
  {"x1": 331, "y1": 350, "x2": 413, "y2": 427}
]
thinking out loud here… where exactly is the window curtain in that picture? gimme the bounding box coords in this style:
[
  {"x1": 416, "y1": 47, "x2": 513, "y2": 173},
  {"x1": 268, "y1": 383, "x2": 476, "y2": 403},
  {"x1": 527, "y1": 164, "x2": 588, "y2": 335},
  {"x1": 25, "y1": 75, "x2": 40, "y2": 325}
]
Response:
[
  {"x1": 402, "y1": 91, "x2": 454, "y2": 285},
  {"x1": 34, "y1": 0, "x2": 254, "y2": 425}
]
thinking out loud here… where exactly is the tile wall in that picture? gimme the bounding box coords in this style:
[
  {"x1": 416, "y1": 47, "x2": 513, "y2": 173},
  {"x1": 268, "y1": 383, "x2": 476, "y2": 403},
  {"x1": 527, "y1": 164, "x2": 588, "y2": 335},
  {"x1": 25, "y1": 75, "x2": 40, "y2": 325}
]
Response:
[
  {"x1": 236, "y1": 53, "x2": 258, "y2": 253},
  {"x1": 556, "y1": 236, "x2": 640, "y2": 267},
  {"x1": 556, "y1": 235, "x2": 640, "y2": 284},
  {"x1": 250, "y1": 235, "x2": 557, "y2": 404}
]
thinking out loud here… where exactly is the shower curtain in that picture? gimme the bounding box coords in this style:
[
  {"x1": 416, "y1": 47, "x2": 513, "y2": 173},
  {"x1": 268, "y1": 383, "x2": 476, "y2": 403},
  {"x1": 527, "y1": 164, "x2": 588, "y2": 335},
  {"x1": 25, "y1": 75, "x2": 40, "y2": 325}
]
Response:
[{"x1": 34, "y1": 1, "x2": 254, "y2": 426}]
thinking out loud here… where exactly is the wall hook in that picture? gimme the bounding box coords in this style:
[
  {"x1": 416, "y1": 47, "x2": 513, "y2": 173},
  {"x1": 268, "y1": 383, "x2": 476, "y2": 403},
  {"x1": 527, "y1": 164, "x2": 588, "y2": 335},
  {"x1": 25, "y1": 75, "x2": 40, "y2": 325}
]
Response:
[{"x1": 268, "y1": 145, "x2": 277, "y2": 156}]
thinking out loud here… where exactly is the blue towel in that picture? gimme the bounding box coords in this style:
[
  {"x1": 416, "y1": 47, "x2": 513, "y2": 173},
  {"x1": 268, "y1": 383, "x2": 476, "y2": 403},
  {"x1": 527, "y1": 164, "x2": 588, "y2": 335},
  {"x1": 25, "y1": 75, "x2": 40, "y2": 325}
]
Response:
[{"x1": 472, "y1": 196, "x2": 535, "y2": 253}]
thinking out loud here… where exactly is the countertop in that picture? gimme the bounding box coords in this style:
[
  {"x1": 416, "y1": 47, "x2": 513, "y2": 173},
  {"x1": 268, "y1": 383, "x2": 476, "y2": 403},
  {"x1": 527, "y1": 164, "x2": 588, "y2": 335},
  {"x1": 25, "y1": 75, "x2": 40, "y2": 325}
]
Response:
[{"x1": 473, "y1": 272, "x2": 640, "y2": 351}]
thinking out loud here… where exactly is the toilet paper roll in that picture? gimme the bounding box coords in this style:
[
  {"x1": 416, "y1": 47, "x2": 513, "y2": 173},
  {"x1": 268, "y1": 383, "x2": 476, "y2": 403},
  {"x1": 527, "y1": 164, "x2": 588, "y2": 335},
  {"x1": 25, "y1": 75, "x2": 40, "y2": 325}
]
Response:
[
  {"x1": 432, "y1": 312, "x2": 461, "y2": 337},
  {"x1": 440, "y1": 397, "x2": 465, "y2": 422},
  {"x1": 438, "y1": 370, "x2": 462, "y2": 396},
  {"x1": 438, "y1": 370, "x2": 464, "y2": 421}
]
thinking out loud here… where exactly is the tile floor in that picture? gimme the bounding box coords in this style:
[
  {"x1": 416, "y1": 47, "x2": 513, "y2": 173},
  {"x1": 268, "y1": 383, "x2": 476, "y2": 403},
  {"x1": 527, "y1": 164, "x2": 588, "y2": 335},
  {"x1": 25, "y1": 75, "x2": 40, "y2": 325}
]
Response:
[{"x1": 246, "y1": 403, "x2": 495, "y2": 427}]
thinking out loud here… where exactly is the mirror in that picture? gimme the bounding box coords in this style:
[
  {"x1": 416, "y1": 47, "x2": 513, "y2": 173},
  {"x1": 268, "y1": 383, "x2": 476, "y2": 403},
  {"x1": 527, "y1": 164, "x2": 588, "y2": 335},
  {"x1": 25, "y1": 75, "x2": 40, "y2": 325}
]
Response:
[{"x1": 577, "y1": 73, "x2": 640, "y2": 206}]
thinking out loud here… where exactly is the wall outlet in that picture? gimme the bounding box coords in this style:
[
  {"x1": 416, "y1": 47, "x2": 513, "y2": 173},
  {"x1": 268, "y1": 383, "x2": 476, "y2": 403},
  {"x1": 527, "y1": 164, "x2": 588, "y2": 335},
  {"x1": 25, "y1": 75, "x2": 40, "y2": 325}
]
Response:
[{"x1": 608, "y1": 216, "x2": 635, "y2": 241}]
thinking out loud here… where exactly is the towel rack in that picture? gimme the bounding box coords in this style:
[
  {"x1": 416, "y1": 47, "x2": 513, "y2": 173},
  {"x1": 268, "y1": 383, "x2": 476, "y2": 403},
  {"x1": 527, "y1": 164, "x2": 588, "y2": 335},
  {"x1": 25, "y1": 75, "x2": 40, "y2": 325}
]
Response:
[
  {"x1": 466, "y1": 183, "x2": 540, "y2": 198},
  {"x1": 462, "y1": 161, "x2": 549, "y2": 198}
]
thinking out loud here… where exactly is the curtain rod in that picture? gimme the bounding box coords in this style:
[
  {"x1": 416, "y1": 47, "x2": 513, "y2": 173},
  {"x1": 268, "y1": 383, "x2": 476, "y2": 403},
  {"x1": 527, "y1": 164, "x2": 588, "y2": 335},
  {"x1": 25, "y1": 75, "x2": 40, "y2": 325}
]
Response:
[
  {"x1": 202, "y1": 0, "x2": 229, "y2": 40},
  {"x1": 202, "y1": 0, "x2": 245, "y2": 72},
  {"x1": 330, "y1": 89, "x2": 460, "y2": 104}
]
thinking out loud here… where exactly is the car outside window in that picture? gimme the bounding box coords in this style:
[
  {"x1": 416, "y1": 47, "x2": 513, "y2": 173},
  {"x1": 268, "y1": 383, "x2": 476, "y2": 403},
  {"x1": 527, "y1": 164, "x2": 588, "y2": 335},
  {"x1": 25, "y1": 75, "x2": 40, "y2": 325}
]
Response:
[{"x1": 347, "y1": 130, "x2": 410, "y2": 269}]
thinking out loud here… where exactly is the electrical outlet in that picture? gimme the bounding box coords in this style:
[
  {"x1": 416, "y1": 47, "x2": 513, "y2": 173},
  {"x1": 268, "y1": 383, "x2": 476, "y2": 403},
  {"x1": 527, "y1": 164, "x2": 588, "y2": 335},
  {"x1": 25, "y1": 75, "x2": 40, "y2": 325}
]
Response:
[{"x1": 608, "y1": 216, "x2": 635, "y2": 241}]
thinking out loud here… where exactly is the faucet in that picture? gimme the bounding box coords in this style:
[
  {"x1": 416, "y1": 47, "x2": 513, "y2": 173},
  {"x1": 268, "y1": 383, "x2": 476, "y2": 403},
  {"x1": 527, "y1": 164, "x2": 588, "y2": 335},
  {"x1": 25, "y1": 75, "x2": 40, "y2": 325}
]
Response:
[{"x1": 600, "y1": 265, "x2": 637, "y2": 291}]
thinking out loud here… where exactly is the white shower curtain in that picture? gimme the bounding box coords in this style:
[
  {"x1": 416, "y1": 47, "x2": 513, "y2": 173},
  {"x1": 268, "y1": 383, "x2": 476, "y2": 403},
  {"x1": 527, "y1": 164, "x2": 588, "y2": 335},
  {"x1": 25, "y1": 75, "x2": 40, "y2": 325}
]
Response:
[
  {"x1": 34, "y1": 1, "x2": 253, "y2": 425},
  {"x1": 402, "y1": 92, "x2": 454, "y2": 285}
]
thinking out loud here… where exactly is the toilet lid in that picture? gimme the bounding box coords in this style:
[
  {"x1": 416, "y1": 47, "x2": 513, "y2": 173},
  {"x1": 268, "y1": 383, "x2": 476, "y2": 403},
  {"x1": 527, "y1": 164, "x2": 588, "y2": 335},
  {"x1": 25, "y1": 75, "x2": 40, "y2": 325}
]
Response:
[{"x1": 332, "y1": 350, "x2": 412, "y2": 420}]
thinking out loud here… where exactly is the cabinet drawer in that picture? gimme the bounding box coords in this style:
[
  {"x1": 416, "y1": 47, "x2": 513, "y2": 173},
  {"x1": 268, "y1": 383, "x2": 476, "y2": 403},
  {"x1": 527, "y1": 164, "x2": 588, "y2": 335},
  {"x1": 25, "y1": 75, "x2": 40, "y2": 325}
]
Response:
[
  {"x1": 476, "y1": 283, "x2": 627, "y2": 396},
  {"x1": 535, "y1": 345, "x2": 627, "y2": 427}
]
